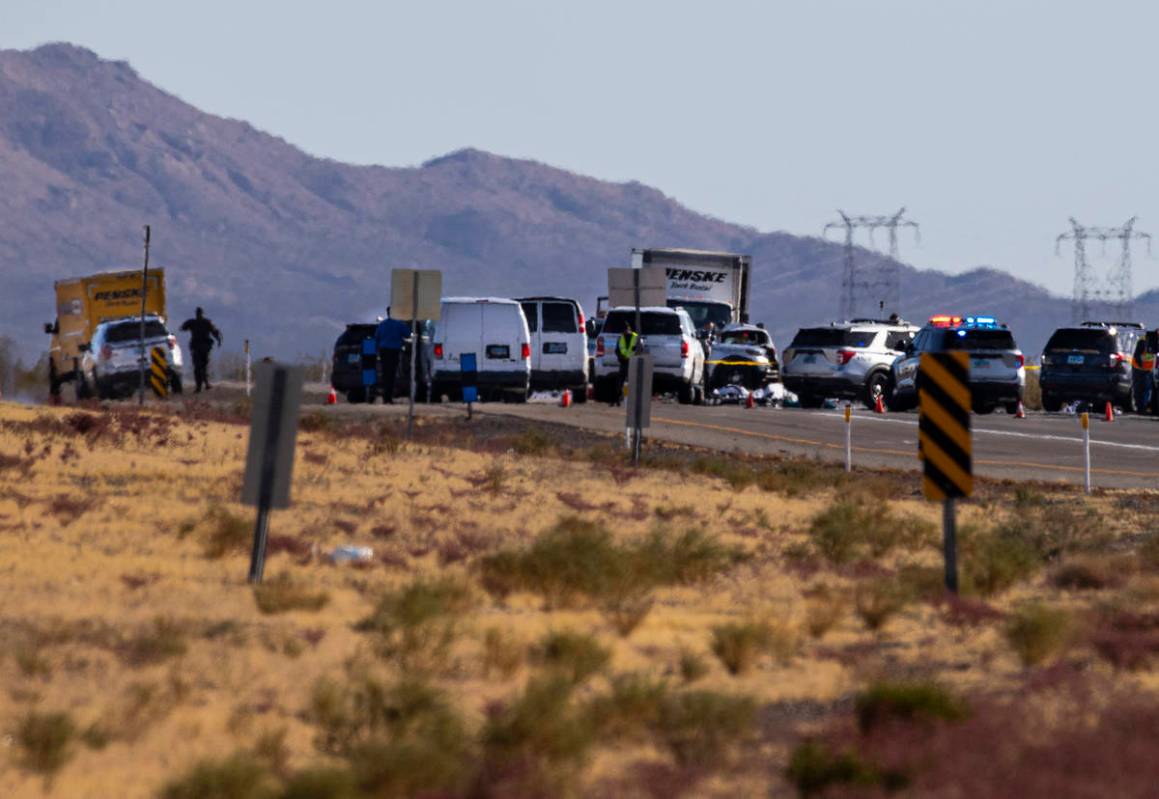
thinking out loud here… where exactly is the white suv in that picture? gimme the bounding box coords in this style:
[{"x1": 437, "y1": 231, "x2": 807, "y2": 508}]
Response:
[
  {"x1": 81, "y1": 315, "x2": 184, "y2": 399},
  {"x1": 782, "y1": 318, "x2": 918, "y2": 408},
  {"x1": 592, "y1": 306, "x2": 705, "y2": 404}
]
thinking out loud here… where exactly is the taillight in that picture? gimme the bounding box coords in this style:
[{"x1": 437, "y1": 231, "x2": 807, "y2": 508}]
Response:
[
  {"x1": 1109, "y1": 353, "x2": 1125, "y2": 367},
  {"x1": 1015, "y1": 353, "x2": 1025, "y2": 368},
  {"x1": 597, "y1": 337, "x2": 605, "y2": 357},
  {"x1": 577, "y1": 310, "x2": 585, "y2": 330},
  {"x1": 837, "y1": 349, "x2": 856, "y2": 365},
  {"x1": 100, "y1": 345, "x2": 113, "y2": 360},
  {"x1": 681, "y1": 340, "x2": 689, "y2": 359},
  {"x1": 434, "y1": 343, "x2": 444, "y2": 359},
  {"x1": 167, "y1": 335, "x2": 176, "y2": 351},
  {"x1": 521, "y1": 342, "x2": 530, "y2": 360}
]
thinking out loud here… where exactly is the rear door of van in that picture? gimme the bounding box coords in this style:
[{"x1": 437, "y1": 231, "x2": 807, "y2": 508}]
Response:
[
  {"x1": 439, "y1": 302, "x2": 483, "y2": 372},
  {"x1": 481, "y1": 303, "x2": 529, "y2": 377},
  {"x1": 537, "y1": 301, "x2": 584, "y2": 380}
]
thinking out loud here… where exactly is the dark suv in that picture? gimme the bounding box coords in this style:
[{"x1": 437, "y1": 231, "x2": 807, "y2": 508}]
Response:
[
  {"x1": 1039, "y1": 322, "x2": 1142, "y2": 412},
  {"x1": 330, "y1": 322, "x2": 432, "y2": 403}
]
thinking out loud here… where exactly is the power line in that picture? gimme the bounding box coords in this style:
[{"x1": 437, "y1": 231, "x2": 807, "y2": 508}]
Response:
[
  {"x1": 1056, "y1": 217, "x2": 1152, "y2": 323},
  {"x1": 824, "y1": 208, "x2": 919, "y2": 320}
]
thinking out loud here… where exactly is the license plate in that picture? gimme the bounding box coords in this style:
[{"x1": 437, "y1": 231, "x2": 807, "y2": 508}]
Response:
[
  {"x1": 971, "y1": 359, "x2": 990, "y2": 369},
  {"x1": 803, "y1": 355, "x2": 816, "y2": 364},
  {"x1": 486, "y1": 345, "x2": 510, "y2": 359},
  {"x1": 347, "y1": 353, "x2": 360, "y2": 364},
  {"x1": 544, "y1": 342, "x2": 567, "y2": 354},
  {"x1": 1067, "y1": 354, "x2": 1085, "y2": 365}
]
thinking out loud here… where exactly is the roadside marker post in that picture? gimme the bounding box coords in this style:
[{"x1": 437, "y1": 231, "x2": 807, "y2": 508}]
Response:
[
  {"x1": 626, "y1": 354, "x2": 654, "y2": 466},
  {"x1": 1081, "y1": 411, "x2": 1091, "y2": 493},
  {"x1": 242, "y1": 362, "x2": 305, "y2": 583},
  {"x1": 843, "y1": 402, "x2": 852, "y2": 472},
  {"x1": 391, "y1": 269, "x2": 443, "y2": 439},
  {"x1": 149, "y1": 346, "x2": 168, "y2": 398},
  {"x1": 918, "y1": 352, "x2": 973, "y2": 594},
  {"x1": 137, "y1": 225, "x2": 151, "y2": 407},
  {"x1": 461, "y1": 353, "x2": 478, "y2": 420}
]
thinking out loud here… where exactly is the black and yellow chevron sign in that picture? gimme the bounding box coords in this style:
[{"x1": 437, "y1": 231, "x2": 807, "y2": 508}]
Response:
[
  {"x1": 918, "y1": 352, "x2": 972, "y2": 500},
  {"x1": 149, "y1": 346, "x2": 168, "y2": 398}
]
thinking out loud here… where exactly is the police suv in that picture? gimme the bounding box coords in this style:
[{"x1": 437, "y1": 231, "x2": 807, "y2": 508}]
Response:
[
  {"x1": 781, "y1": 318, "x2": 918, "y2": 408},
  {"x1": 887, "y1": 315, "x2": 1025, "y2": 414}
]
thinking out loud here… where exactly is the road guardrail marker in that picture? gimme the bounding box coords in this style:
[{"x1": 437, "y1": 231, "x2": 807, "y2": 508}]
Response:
[
  {"x1": 918, "y1": 351, "x2": 972, "y2": 593},
  {"x1": 1080, "y1": 411, "x2": 1091, "y2": 493},
  {"x1": 843, "y1": 402, "x2": 852, "y2": 472},
  {"x1": 149, "y1": 345, "x2": 168, "y2": 398}
]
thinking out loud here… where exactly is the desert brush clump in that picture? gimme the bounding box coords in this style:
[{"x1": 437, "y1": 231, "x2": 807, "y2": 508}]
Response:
[
  {"x1": 158, "y1": 751, "x2": 274, "y2": 799},
  {"x1": 808, "y1": 497, "x2": 932, "y2": 565},
  {"x1": 709, "y1": 617, "x2": 798, "y2": 674},
  {"x1": 481, "y1": 627, "x2": 525, "y2": 679},
  {"x1": 787, "y1": 741, "x2": 901, "y2": 798},
  {"x1": 355, "y1": 575, "x2": 473, "y2": 669},
  {"x1": 854, "y1": 577, "x2": 910, "y2": 632},
  {"x1": 805, "y1": 584, "x2": 847, "y2": 639},
  {"x1": 1004, "y1": 603, "x2": 1074, "y2": 667},
  {"x1": 854, "y1": 680, "x2": 969, "y2": 733},
  {"x1": 251, "y1": 573, "x2": 330, "y2": 615},
  {"x1": 199, "y1": 504, "x2": 252, "y2": 559},
  {"x1": 655, "y1": 689, "x2": 756, "y2": 768},
  {"x1": 531, "y1": 629, "x2": 611, "y2": 684},
  {"x1": 119, "y1": 616, "x2": 189, "y2": 666},
  {"x1": 14, "y1": 709, "x2": 77, "y2": 783},
  {"x1": 958, "y1": 524, "x2": 1041, "y2": 597},
  {"x1": 586, "y1": 672, "x2": 670, "y2": 741},
  {"x1": 1049, "y1": 554, "x2": 1134, "y2": 591}
]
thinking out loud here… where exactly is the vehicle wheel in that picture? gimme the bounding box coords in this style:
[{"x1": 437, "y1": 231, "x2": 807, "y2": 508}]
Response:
[
  {"x1": 1041, "y1": 394, "x2": 1062, "y2": 413},
  {"x1": 798, "y1": 393, "x2": 824, "y2": 409},
  {"x1": 170, "y1": 373, "x2": 183, "y2": 395},
  {"x1": 864, "y1": 371, "x2": 889, "y2": 409},
  {"x1": 346, "y1": 388, "x2": 367, "y2": 404},
  {"x1": 49, "y1": 363, "x2": 61, "y2": 399},
  {"x1": 75, "y1": 369, "x2": 93, "y2": 401},
  {"x1": 572, "y1": 384, "x2": 588, "y2": 404},
  {"x1": 973, "y1": 403, "x2": 996, "y2": 415},
  {"x1": 1004, "y1": 401, "x2": 1020, "y2": 415},
  {"x1": 1118, "y1": 392, "x2": 1135, "y2": 414},
  {"x1": 678, "y1": 380, "x2": 694, "y2": 405}
]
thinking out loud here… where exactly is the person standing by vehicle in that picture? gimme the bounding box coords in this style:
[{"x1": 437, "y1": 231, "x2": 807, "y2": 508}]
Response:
[
  {"x1": 1133, "y1": 332, "x2": 1157, "y2": 414},
  {"x1": 613, "y1": 321, "x2": 639, "y2": 406},
  {"x1": 375, "y1": 308, "x2": 410, "y2": 404},
  {"x1": 179, "y1": 307, "x2": 223, "y2": 393}
]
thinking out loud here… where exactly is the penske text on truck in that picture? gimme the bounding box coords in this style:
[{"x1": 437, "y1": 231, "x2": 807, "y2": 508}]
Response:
[
  {"x1": 632, "y1": 248, "x2": 751, "y2": 333},
  {"x1": 45, "y1": 268, "x2": 166, "y2": 397}
]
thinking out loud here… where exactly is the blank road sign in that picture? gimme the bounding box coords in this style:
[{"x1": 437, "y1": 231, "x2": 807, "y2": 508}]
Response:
[
  {"x1": 242, "y1": 362, "x2": 305, "y2": 509},
  {"x1": 608, "y1": 267, "x2": 667, "y2": 309},
  {"x1": 391, "y1": 269, "x2": 443, "y2": 321},
  {"x1": 918, "y1": 352, "x2": 973, "y2": 500},
  {"x1": 626, "y1": 354, "x2": 654, "y2": 429}
]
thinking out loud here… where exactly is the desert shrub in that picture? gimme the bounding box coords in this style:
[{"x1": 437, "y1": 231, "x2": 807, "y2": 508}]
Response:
[
  {"x1": 689, "y1": 455, "x2": 755, "y2": 489},
  {"x1": 14, "y1": 641, "x2": 52, "y2": 678},
  {"x1": 279, "y1": 767, "x2": 359, "y2": 799},
  {"x1": 896, "y1": 564, "x2": 948, "y2": 603},
  {"x1": 355, "y1": 576, "x2": 472, "y2": 669},
  {"x1": 512, "y1": 427, "x2": 555, "y2": 455},
  {"x1": 251, "y1": 727, "x2": 290, "y2": 776},
  {"x1": 755, "y1": 459, "x2": 834, "y2": 497},
  {"x1": 347, "y1": 724, "x2": 473, "y2": 798},
  {"x1": 1050, "y1": 555, "x2": 1133, "y2": 591},
  {"x1": 679, "y1": 649, "x2": 710, "y2": 683},
  {"x1": 601, "y1": 589, "x2": 654, "y2": 637},
  {"x1": 252, "y1": 574, "x2": 330, "y2": 615},
  {"x1": 480, "y1": 675, "x2": 594, "y2": 794},
  {"x1": 808, "y1": 499, "x2": 931, "y2": 565},
  {"x1": 710, "y1": 621, "x2": 772, "y2": 675},
  {"x1": 159, "y1": 752, "x2": 273, "y2": 799},
  {"x1": 960, "y1": 528, "x2": 1041, "y2": 596},
  {"x1": 855, "y1": 578, "x2": 910, "y2": 632},
  {"x1": 481, "y1": 627, "x2": 524, "y2": 679},
  {"x1": 120, "y1": 616, "x2": 188, "y2": 666},
  {"x1": 1088, "y1": 611, "x2": 1159, "y2": 670},
  {"x1": 1141, "y1": 535, "x2": 1159, "y2": 571},
  {"x1": 995, "y1": 500, "x2": 1106, "y2": 561},
  {"x1": 478, "y1": 462, "x2": 508, "y2": 495},
  {"x1": 855, "y1": 681, "x2": 969, "y2": 733},
  {"x1": 532, "y1": 630, "x2": 610, "y2": 684},
  {"x1": 637, "y1": 526, "x2": 743, "y2": 585},
  {"x1": 1004, "y1": 604, "x2": 1073, "y2": 667},
  {"x1": 15, "y1": 710, "x2": 76, "y2": 781},
  {"x1": 787, "y1": 741, "x2": 892, "y2": 798},
  {"x1": 656, "y1": 690, "x2": 756, "y2": 767},
  {"x1": 587, "y1": 672, "x2": 669, "y2": 740},
  {"x1": 805, "y1": 585, "x2": 846, "y2": 639},
  {"x1": 201, "y1": 505, "x2": 251, "y2": 559}
]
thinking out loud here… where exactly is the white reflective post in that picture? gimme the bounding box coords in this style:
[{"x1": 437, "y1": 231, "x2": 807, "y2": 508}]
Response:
[
  {"x1": 843, "y1": 402, "x2": 852, "y2": 472},
  {"x1": 1081, "y1": 411, "x2": 1091, "y2": 493}
]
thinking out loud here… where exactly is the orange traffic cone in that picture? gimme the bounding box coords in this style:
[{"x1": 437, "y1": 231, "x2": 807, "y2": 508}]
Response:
[
  {"x1": 326, "y1": 387, "x2": 337, "y2": 405},
  {"x1": 745, "y1": 391, "x2": 755, "y2": 409},
  {"x1": 560, "y1": 389, "x2": 572, "y2": 408},
  {"x1": 874, "y1": 393, "x2": 885, "y2": 414},
  {"x1": 1105, "y1": 400, "x2": 1114, "y2": 422},
  {"x1": 1015, "y1": 401, "x2": 1025, "y2": 419}
]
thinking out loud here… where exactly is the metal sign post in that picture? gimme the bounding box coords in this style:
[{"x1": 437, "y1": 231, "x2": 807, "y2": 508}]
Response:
[
  {"x1": 137, "y1": 225, "x2": 151, "y2": 406},
  {"x1": 843, "y1": 402, "x2": 852, "y2": 472},
  {"x1": 626, "y1": 354, "x2": 654, "y2": 466},
  {"x1": 917, "y1": 352, "x2": 973, "y2": 594},
  {"x1": 391, "y1": 269, "x2": 443, "y2": 439},
  {"x1": 242, "y1": 362, "x2": 305, "y2": 583},
  {"x1": 461, "y1": 352, "x2": 478, "y2": 420},
  {"x1": 1081, "y1": 411, "x2": 1091, "y2": 493},
  {"x1": 244, "y1": 339, "x2": 252, "y2": 397}
]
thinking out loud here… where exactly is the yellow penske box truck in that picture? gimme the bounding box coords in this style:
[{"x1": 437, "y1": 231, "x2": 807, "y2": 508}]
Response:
[{"x1": 45, "y1": 269, "x2": 166, "y2": 398}]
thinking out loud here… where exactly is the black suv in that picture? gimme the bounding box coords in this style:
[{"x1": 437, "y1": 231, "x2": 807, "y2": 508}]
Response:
[
  {"x1": 1039, "y1": 322, "x2": 1142, "y2": 412},
  {"x1": 330, "y1": 323, "x2": 432, "y2": 403}
]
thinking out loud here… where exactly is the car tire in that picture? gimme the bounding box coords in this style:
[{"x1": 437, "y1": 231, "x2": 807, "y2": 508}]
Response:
[
  {"x1": 1004, "y1": 401, "x2": 1020, "y2": 415},
  {"x1": 170, "y1": 373, "x2": 183, "y2": 395},
  {"x1": 75, "y1": 369, "x2": 93, "y2": 401},
  {"x1": 1042, "y1": 394, "x2": 1062, "y2": 413},
  {"x1": 346, "y1": 388, "x2": 367, "y2": 404},
  {"x1": 571, "y1": 384, "x2": 588, "y2": 404},
  {"x1": 973, "y1": 403, "x2": 996, "y2": 415},
  {"x1": 864, "y1": 371, "x2": 889, "y2": 410},
  {"x1": 798, "y1": 393, "x2": 824, "y2": 409},
  {"x1": 678, "y1": 379, "x2": 695, "y2": 405}
]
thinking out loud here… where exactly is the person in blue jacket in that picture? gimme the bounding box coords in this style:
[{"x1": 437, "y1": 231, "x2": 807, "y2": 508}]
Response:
[{"x1": 375, "y1": 308, "x2": 410, "y2": 403}]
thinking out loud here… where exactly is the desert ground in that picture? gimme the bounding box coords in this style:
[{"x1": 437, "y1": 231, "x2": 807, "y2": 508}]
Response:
[{"x1": 2, "y1": 399, "x2": 1159, "y2": 798}]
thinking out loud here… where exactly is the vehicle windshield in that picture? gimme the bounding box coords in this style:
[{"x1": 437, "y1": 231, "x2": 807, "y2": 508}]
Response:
[
  {"x1": 603, "y1": 312, "x2": 682, "y2": 336},
  {"x1": 1045, "y1": 329, "x2": 1114, "y2": 354},
  {"x1": 944, "y1": 329, "x2": 1017, "y2": 351},
  {"x1": 790, "y1": 328, "x2": 873, "y2": 348},
  {"x1": 668, "y1": 300, "x2": 730, "y2": 331},
  {"x1": 720, "y1": 330, "x2": 768, "y2": 346},
  {"x1": 105, "y1": 320, "x2": 169, "y2": 343}
]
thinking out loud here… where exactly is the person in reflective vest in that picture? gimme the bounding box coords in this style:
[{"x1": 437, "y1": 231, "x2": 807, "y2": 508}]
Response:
[
  {"x1": 1133, "y1": 333, "x2": 1157, "y2": 414},
  {"x1": 613, "y1": 322, "x2": 639, "y2": 407}
]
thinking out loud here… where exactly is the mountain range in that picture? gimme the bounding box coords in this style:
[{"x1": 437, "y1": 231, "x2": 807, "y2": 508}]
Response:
[{"x1": 2, "y1": 42, "x2": 1151, "y2": 366}]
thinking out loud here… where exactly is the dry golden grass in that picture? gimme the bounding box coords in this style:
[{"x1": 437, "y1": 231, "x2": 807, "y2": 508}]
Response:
[{"x1": 0, "y1": 401, "x2": 1156, "y2": 797}]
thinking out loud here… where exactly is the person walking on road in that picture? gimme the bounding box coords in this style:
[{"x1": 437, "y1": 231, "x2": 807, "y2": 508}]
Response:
[
  {"x1": 613, "y1": 321, "x2": 639, "y2": 407},
  {"x1": 180, "y1": 307, "x2": 223, "y2": 393},
  {"x1": 375, "y1": 308, "x2": 410, "y2": 404}
]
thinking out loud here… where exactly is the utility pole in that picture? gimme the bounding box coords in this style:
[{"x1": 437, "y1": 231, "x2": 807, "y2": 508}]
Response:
[
  {"x1": 1056, "y1": 217, "x2": 1152, "y2": 323},
  {"x1": 824, "y1": 208, "x2": 919, "y2": 320}
]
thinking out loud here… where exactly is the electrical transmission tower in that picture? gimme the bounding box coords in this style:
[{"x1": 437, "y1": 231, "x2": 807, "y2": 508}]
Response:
[
  {"x1": 1056, "y1": 217, "x2": 1152, "y2": 323},
  {"x1": 824, "y1": 208, "x2": 920, "y2": 321}
]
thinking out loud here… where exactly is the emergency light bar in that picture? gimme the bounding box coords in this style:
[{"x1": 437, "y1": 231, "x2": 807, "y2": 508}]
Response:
[{"x1": 928, "y1": 315, "x2": 961, "y2": 327}]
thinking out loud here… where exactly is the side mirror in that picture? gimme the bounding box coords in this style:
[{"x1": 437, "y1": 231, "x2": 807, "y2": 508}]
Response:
[{"x1": 44, "y1": 322, "x2": 55, "y2": 335}]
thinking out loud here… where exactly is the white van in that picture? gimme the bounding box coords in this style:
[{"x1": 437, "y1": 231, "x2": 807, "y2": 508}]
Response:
[
  {"x1": 517, "y1": 296, "x2": 589, "y2": 401},
  {"x1": 431, "y1": 297, "x2": 531, "y2": 401}
]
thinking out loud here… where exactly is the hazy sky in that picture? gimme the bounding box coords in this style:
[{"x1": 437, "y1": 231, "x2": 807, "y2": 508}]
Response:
[{"x1": 6, "y1": 0, "x2": 1159, "y2": 295}]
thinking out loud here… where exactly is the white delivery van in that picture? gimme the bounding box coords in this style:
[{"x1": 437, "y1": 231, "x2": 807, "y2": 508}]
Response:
[
  {"x1": 431, "y1": 297, "x2": 531, "y2": 402},
  {"x1": 516, "y1": 296, "x2": 588, "y2": 401}
]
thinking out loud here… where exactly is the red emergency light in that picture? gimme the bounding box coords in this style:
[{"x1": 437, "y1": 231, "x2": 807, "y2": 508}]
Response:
[{"x1": 928, "y1": 315, "x2": 962, "y2": 328}]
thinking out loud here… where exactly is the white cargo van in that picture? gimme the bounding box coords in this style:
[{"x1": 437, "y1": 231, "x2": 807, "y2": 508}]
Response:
[
  {"x1": 517, "y1": 296, "x2": 588, "y2": 401},
  {"x1": 431, "y1": 298, "x2": 531, "y2": 401}
]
